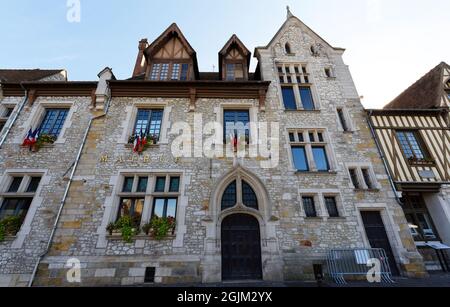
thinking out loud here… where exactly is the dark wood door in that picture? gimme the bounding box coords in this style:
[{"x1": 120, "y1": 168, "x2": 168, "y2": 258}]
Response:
[
  {"x1": 361, "y1": 211, "x2": 400, "y2": 276},
  {"x1": 221, "y1": 214, "x2": 262, "y2": 281}
]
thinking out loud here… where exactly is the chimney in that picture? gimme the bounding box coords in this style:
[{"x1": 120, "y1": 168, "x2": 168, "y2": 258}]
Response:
[{"x1": 132, "y1": 38, "x2": 149, "y2": 77}]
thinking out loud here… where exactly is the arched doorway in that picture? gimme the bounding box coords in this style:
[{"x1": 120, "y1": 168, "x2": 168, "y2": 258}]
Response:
[{"x1": 221, "y1": 214, "x2": 263, "y2": 281}]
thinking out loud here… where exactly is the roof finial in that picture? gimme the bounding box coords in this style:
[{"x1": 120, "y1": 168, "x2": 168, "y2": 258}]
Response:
[{"x1": 287, "y1": 5, "x2": 293, "y2": 19}]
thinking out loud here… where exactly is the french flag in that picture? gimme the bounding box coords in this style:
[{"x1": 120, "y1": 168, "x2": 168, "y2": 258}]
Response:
[
  {"x1": 133, "y1": 132, "x2": 141, "y2": 152},
  {"x1": 22, "y1": 128, "x2": 39, "y2": 147}
]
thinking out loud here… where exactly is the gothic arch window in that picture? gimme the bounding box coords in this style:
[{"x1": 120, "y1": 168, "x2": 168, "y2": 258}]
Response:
[
  {"x1": 285, "y1": 43, "x2": 292, "y2": 54},
  {"x1": 221, "y1": 179, "x2": 259, "y2": 211}
]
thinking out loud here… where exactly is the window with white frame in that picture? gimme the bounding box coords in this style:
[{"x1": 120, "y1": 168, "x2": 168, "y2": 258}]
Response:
[
  {"x1": 289, "y1": 129, "x2": 332, "y2": 172},
  {"x1": 0, "y1": 174, "x2": 42, "y2": 235},
  {"x1": 0, "y1": 105, "x2": 15, "y2": 132},
  {"x1": 114, "y1": 174, "x2": 181, "y2": 233},
  {"x1": 347, "y1": 165, "x2": 379, "y2": 190},
  {"x1": 130, "y1": 109, "x2": 164, "y2": 143},
  {"x1": 278, "y1": 63, "x2": 317, "y2": 111},
  {"x1": 38, "y1": 108, "x2": 70, "y2": 138}
]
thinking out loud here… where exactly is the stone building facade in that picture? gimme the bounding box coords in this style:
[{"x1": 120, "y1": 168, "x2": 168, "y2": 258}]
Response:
[{"x1": 0, "y1": 11, "x2": 427, "y2": 287}]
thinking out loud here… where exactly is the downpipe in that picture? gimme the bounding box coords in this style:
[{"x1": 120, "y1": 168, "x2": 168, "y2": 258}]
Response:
[
  {"x1": 28, "y1": 97, "x2": 112, "y2": 287},
  {"x1": 367, "y1": 110, "x2": 403, "y2": 206}
]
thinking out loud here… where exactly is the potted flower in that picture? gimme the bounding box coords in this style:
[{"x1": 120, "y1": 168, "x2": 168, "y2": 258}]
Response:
[
  {"x1": 34, "y1": 134, "x2": 57, "y2": 152},
  {"x1": 0, "y1": 216, "x2": 22, "y2": 242},
  {"x1": 107, "y1": 216, "x2": 140, "y2": 243},
  {"x1": 149, "y1": 216, "x2": 176, "y2": 240}
]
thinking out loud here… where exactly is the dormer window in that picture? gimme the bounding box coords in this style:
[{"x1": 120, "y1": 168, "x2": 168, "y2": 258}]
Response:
[
  {"x1": 219, "y1": 35, "x2": 251, "y2": 81},
  {"x1": 226, "y1": 63, "x2": 244, "y2": 81}
]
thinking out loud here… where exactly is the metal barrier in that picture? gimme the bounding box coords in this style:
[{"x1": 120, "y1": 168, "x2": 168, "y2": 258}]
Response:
[{"x1": 326, "y1": 248, "x2": 395, "y2": 284}]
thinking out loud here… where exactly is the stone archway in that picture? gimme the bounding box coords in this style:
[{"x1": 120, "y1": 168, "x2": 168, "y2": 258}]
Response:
[{"x1": 202, "y1": 166, "x2": 284, "y2": 283}]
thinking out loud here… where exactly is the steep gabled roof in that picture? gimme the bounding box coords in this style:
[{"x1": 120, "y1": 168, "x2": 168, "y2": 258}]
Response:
[
  {"x1": 254, "y1": 13, "x2": 345, "y2": 55},
  {"x1": 384, "y1": 62, "x2": 450, "y2": 110},
  {"x1": 0, "y1": 69, "x2": 66, "y2": 83},
  {"x1": 219, "y1": 34, "x2": 252, "y2": 79},
  {"x1": 144, "y1": 23, "x2": 199, "y2": 79}
]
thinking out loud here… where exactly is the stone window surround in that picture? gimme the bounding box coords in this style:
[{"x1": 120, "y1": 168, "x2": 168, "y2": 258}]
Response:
[
  {"x1": 14, "y1": 100, "x2": 76, "y2": 144},
  {"x1": 0, "y1": 169, "x2": 50, "y2": 249},
  {"x1": 275, "y1": 62, "x2": 321, "y2": 111},
  {"x1": 297, "y1": 189, "x2": 347, "y2": 221},
  {"x1": 119, "y1": 102, "x2": 172, "y2": 145},
  {"x1": 286, "y1": 127, "x2": 338, "y2": 173},
  {"x1": 335, "y1": 105, "x2": 355, "y2": 132},
  {"x1": 0, "y1": 102, "x2": 18, "y2": 133},
  {"x1": 96, "y1": 169, "x2": 189, "y2": 249},
  {"x1": 345, "y1": 162, "x2": 381, "y2": 190},
  {"x1": 214, "y1": 102, "x2": 258, "y2": 145},
  {"x1": 354, "y1": 202, "x2": 408, "y2": 265}
]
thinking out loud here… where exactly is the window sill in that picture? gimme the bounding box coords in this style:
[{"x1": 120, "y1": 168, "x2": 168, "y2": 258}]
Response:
[
  {"x1": 106, "y1": 234, "x2": 176, "y2": 241},
  {"x1": 0, "y1": 236, "x2": 17, "y2": 242},
  {"x1": 327, "y1": 217, "x2": 346, "y2": 221},
  {"x1": 284, "y1": 109, "x2": 320, "y2": 113},
  {"x1": 124, "y1": 143, "x2": 160, "y2": 149},
  {"x1": 408, "y1": 161, "x2": 436, "y2": 167},
  {"x1": 353, "y1": 188, "x2": 380, "y2": 192},
  {"x1": 304, "y1": 217, "x2": 323, "y2": 221},
  {"x1": 295, "y1": 170, "x2": 337, "y2": 175}
]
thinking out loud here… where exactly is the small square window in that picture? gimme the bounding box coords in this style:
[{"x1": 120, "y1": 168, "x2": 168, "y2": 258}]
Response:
[
  {"x1": 26, "y1": 177, "x2": 41, "y2": 193},
  {"x1": 122, "y1": 177, "x2": 134, "y2": 193},
  {"x1": 286, "y1": 76, "x2": 292, "y2": 83},
  {"x1": 318, "y1": 132, "x2": 324, "y2": 142},
  {"x1": 136, "y1": 177, "x2": 148, "y2": 193},
  {"x1": 297, "y1": 133, "x2": 304, "y2": 142},
  {"x1": 155, "y1": 177, "x2": 166, "y2": 192},
  {"x1": 8, "y1": 177, "x2": 23, "y2": 193},
  {"x1": 289, "y1": 133, "x2": 295, "y2": 142},
  {"x1": 309, "y1": 133, "x2": 315, "y2": 142},
  {"x1": 169, "y1": 177, "x2": 180, "y2": 193},
  {"x1": 144, "y1": 267, "x2": 156, "y2": 283}
]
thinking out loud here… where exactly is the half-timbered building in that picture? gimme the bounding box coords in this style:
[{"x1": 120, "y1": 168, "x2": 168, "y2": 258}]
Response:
[{"x1": 368, "y1": 62, "x2": 450, "y2": 271}]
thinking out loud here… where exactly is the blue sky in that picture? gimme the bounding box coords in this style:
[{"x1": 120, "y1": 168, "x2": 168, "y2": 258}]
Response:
[{"x1": 0, "y1": 0, "x2": 449, "y2": 108}]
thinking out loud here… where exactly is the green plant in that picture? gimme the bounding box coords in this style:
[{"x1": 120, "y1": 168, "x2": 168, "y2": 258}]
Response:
[
  {"x1": 34, "y1": 134, "x2": 57, "y2": 151},
  {"x1": 149, "y1": 216, "x2": 176, "y2": 240},
  {"x1": 111, "y1": 216, "x2": 140, "y2": 243},
  {"x1": 0, "y1": 216, "x2": 22, "y2": 242}
]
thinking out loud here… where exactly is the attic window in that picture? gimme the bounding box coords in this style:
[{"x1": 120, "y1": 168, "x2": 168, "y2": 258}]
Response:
[
  {"x1": 446, "y1": 79, "x2": 450, "y2": 88},
  {"x1": 285, "y1": 43, "x2": 292, "y2": 55},
  {"x1": 226, "y1": 63, "x2": 244, "y2": 81},
  {"x1": 324, "y1": 68, "x2": 334, "y2": 78}
]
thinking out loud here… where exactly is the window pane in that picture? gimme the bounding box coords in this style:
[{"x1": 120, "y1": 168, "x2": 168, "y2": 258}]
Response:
[
  {"x1": 133, "y1": 199, "x2": 144, "y2": 225},
  {"x1": 150, "y1": 64, "x2": 161, "y2": 80},
  {"x1": 155, "y1": 177, "x2": 166, "y2": 192},
  {"x1": 292, "y1": 147, "x2": 308, "y2": 171},
  {"x1": 417, "y1": 213, "x2": 436, "y2": 240},
  {"x1": 289, "y1": 133, "x2": 295, "y2": 142},
  {"x1": 153, "y1": 198, "x2": 166, "y2": 218},
  {"x1": 166, "y1": 199, "x2": 177, "y2": 219},
  {"x1": 171, "y1": 63, "x2": 180, "y2": 80},
  {"x1": 362, "y1": 169, "x2": 373, "y2": 189},
  {"x1": 224, "y1": 110, "x2": 250, "y2": 142},
  {"x1": 337, "y1": 109, "x2": 348, "y2": 131},
  {"x1": 26, "y1": 177, "x2": 41, "y2": 193},
  {"x1": 226, "y1": 64, "x2": 235, "y2": 81},
  {"x1": 180, "y1": 64, "x2": 189, "y2": 81},
  {"x1": 282, "y1": 87, "x2": 297, "y2": 110},
  {"x1": 135, "y1": 110, "x2": 150, "y2": 135},
  {"x1": 349, "y1": 169, "x2": 360, "y2": 189},
  {"x1": 312, "y1": 147, "x2": 329, "y2": 171},
  {"x1": 137, "y1": 177, "x2": 148, "y2": 193},
  {"x1": 0, "y1": 198, "x2": 32, "y2": 220},
  {"x1": 303, "y1": 197, "x2": 317, "y2": 217},
  {"x1": 118, "y1": 198, "x2": 133, "y2": 218},
  {"x1": 221, "y1": 181, "x2": 237, "y2": 210},
  {"x1": 122, "y1": 177, "x2": 134, "y2": 193},
  {"x1": 39, "y1": 109, "x2": 69, "y2": 137},
  {"x1": 406, "y1": 132, "x2": 425, "y2": 159},
  {"x1": 169, "y1": 177, "x2": 180, "y2": 192},
  {"x1": 8, "y1": 177, "x2": 23, "y2": 193},
  {"x1": 318, "y1": 133, "x2": 324, "y2": 142},
  {"x1": 297, "y1": 133, "x2": 304, "y2": 142},
  {"x1": 299, "y1": 87, "x2": 315, "y2": 110},
  {"x1": 160, "y1": 63, "x2": 169, "y2": 80},
  {"x1": 242, "y1": 181, "x2": 258, "y2": 210},
  {"x1": 148, "y1": 110, "x2": 163, "y2": 139},
  {"x1": 4, "y1": 108, "x2": 14, "y2": 117},
  {"x1": 325, "y1": 197, "x2": 339, "y2": 217}
]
